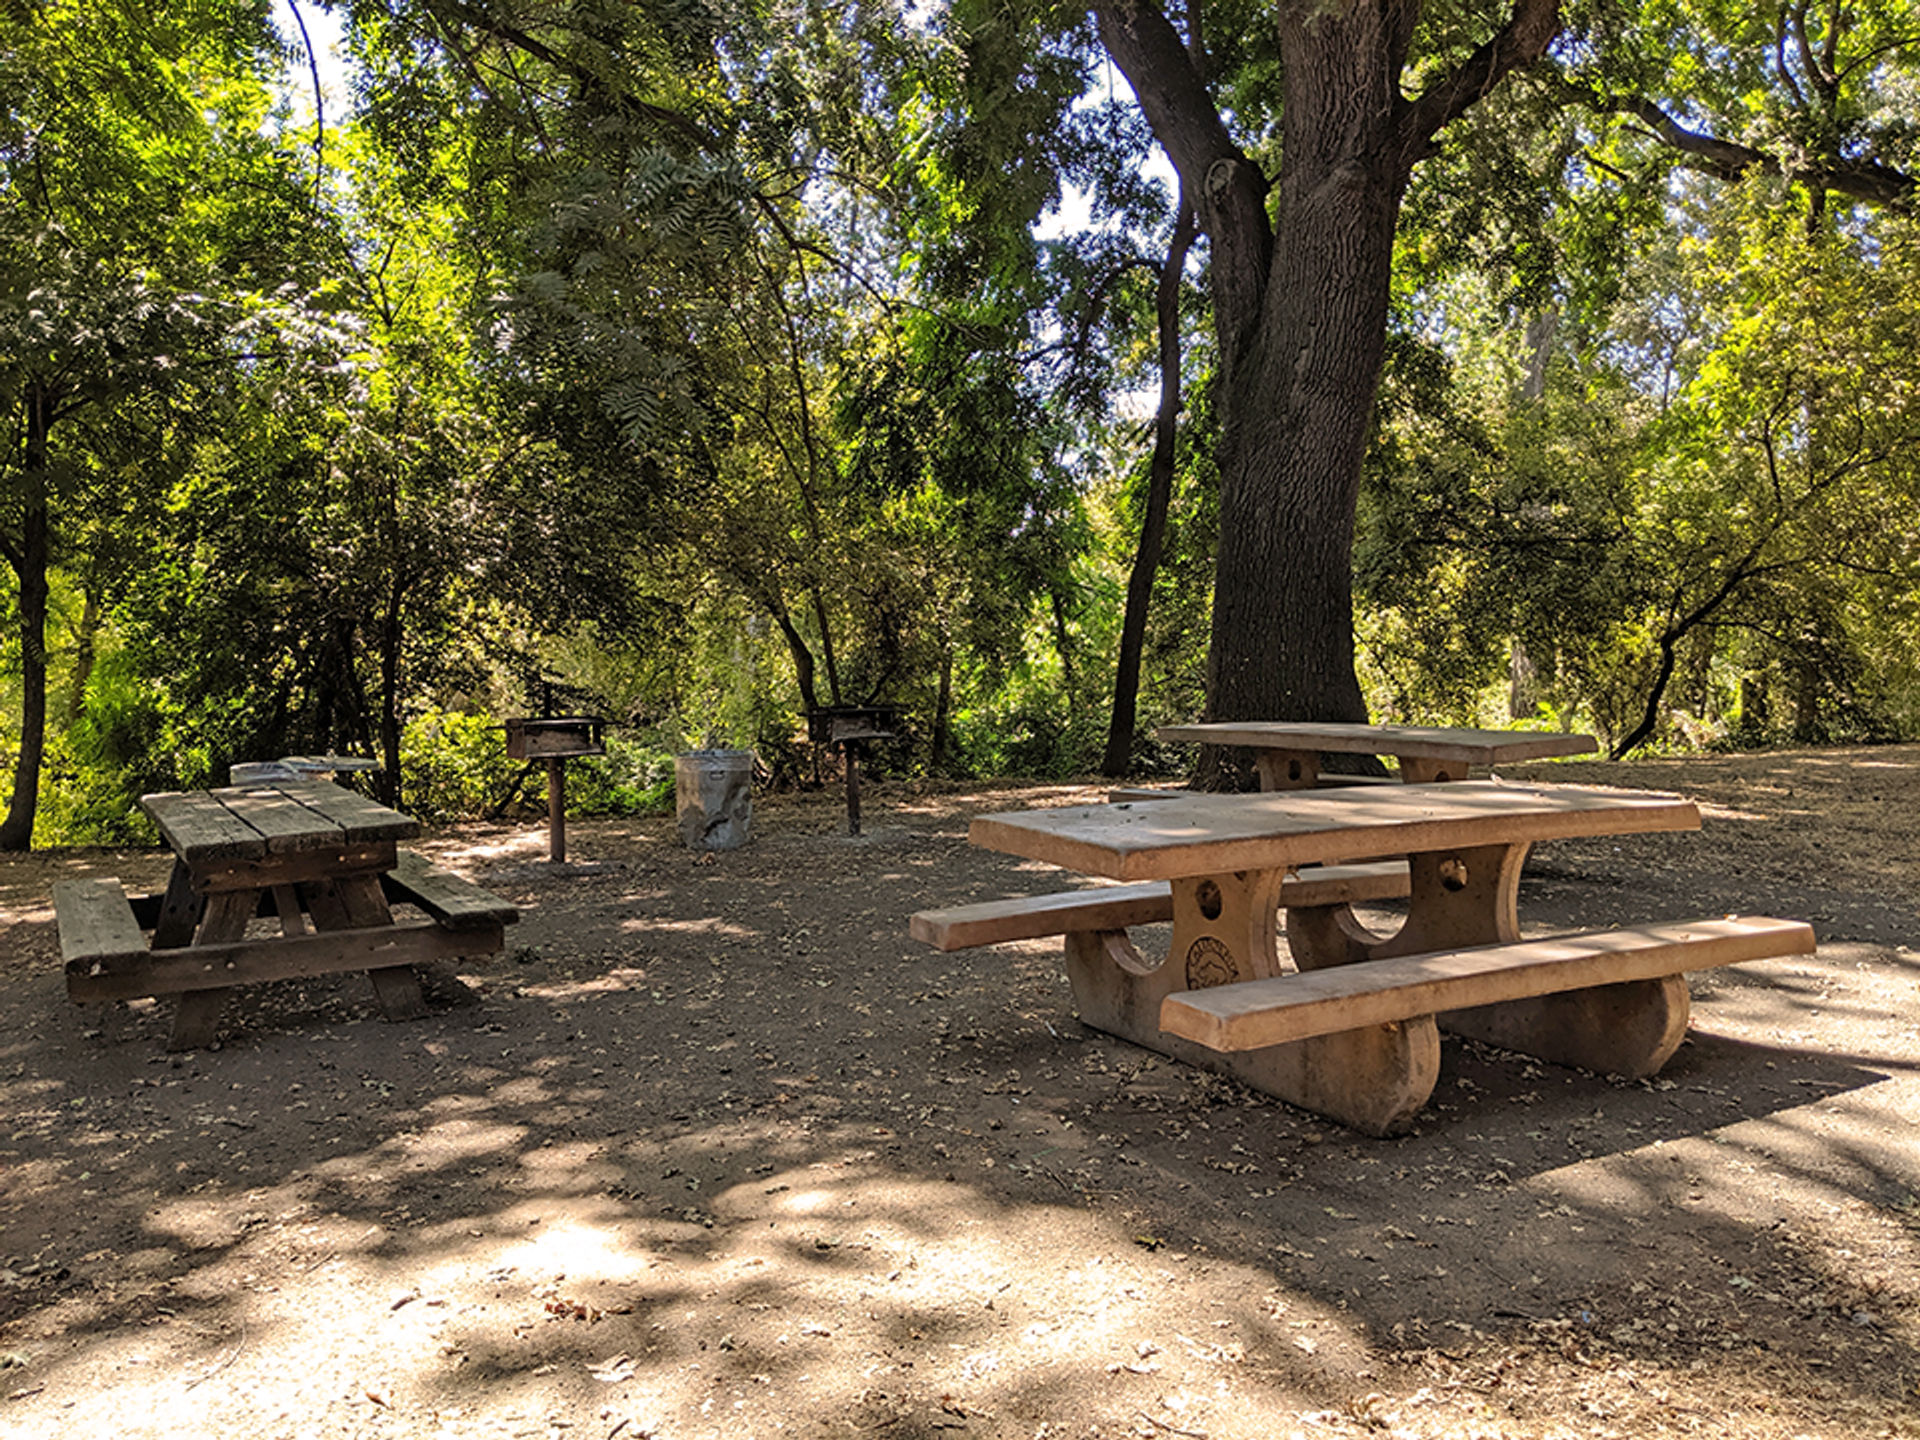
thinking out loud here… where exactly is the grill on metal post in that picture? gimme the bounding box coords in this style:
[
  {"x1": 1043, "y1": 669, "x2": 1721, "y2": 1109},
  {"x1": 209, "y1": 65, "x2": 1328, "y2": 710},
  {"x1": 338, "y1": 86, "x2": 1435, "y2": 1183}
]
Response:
[
  {"x1": 504, "y1": 717, "x2": 607, "y2": 862},
  {"x1": 806, "y1": 706, "x2": 900, "y2": 837}
]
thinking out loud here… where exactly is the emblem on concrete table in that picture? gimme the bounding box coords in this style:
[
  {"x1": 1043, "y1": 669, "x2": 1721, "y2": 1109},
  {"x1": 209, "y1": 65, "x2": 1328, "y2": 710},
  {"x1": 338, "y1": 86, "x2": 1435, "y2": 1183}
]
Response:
[{"x1": 1184, "y1": 935, "x2": 1238, "y2": 989}]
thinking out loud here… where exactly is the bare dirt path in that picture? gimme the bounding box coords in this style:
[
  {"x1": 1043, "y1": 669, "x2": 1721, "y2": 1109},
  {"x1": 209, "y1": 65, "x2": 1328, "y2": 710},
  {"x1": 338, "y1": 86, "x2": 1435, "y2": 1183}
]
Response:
[{"x1": 3, "y1": 746, "x2": 1918, "y2": 1439}]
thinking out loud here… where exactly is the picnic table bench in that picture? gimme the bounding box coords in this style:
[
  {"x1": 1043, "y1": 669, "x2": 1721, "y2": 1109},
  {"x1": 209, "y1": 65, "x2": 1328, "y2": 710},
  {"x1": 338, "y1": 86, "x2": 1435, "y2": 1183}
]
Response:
[
  {"x1": 55, "y1": 779, "x2": 515, "y2": 1050},
  {"x1": 913, "y1": 780, "x2": 1812, "y2": 1134}
]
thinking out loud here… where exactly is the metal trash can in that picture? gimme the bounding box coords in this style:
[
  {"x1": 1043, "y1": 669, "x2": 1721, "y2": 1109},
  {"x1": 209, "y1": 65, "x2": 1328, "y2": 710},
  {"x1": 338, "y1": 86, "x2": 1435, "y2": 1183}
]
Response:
[{"x1": 675, "y1": 749, "x2": 754, "y2": 850}]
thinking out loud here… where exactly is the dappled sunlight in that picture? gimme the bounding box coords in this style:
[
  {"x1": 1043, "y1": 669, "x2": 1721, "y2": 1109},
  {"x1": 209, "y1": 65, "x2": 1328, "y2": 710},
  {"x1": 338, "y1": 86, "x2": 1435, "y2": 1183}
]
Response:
[
  {"x1": 487, "y1": 1214, "x2": 658, "y2": 1289},
  {"x1": 7, "y1": 775, "x2": 1920, "y2": 1437},
  {"x1": 517, "y1": 968, "x2": 652, "y2": 1000},
  {"x1": 8, "y1": 1006, "x2": 1918, "y2": 1439},
  {"x1": 630, "y1": 915, "x2": 763, "y2": 941},
  {"x1": 434, "y1": 831, "x2": 557, "y2": 866}
]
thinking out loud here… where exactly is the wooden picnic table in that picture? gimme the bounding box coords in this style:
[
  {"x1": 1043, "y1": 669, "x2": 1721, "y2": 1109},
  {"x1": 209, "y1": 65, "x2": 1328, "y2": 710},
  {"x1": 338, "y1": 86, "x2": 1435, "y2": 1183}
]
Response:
[
  {"x1": 962, "y1": 781, "x2": 1811, "y2": 1133},
  {"x1": 1154, "y1": 720, "x2": 1597, "y2": 788},
  {"x1": 55, "y1": 779, "x2": 515, "y2": 1050}
]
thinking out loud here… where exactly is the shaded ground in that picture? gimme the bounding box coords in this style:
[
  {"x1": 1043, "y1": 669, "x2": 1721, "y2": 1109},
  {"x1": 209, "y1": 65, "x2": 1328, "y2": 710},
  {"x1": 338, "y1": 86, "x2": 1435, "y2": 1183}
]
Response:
[{"x1": 3, "y1": 745, "x2": 1919, "y2": 1439}]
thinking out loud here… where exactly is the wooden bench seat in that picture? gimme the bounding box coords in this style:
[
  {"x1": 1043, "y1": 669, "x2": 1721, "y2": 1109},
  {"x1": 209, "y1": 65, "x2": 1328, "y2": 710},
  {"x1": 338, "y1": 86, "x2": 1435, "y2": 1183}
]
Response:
[
  {"x1": 58, "y1": 860, "x2": 516, "y2": 1024},
  {"x1": 64, "y1": 921, "x2": 499, "y2": 1004},
  {"x1": 382, "y1": 850, "x2": 519, "y2": 931},
  {"x1": 910, "y1": 860, "x2": 1410, "y2": 951},
  {"x1": 54, "y1": 878, "x2": 150, "y2": 984},
  {"x1": 1159, "y1": 915, "x2": 1815, "y2": 1054}
]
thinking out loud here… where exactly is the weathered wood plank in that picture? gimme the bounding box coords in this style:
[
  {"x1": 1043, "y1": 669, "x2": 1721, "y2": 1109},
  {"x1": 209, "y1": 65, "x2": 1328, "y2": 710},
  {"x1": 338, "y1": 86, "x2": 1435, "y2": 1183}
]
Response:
[
  {"x1": 211, "y1": 783, "x2": 349, "y2": 853},
  {"x1": 65, "y1": 920, "x2": 505, "y2": 1003},
  {"x1": 332, "y1": 874, "x2": 394, "y2": 928},
  {"x1": 1109, "y1": 774, "x2": 1403, "y2": 804},
  {"x1": 383, "y1": 850, "x2": 519, "y2": 930},
  {"x1": 270, "y1": 779, "x2": 419, "y2": 843},
  {"x1": 912, "y1": 882, "x2": 1173, "y2": 950},
  {"x1": 140, "y1": 791, "x2": 269, "y2": 863},
  {"x1": 186, "y1": 842, "x2": 399, "y2": 895},
  {"x1": 970, "y1": 781, "x2": 1700, "y2": 884},
  {"x1": 1158, "y1": 916, "x2": 1814, "y2": 1053},
  {"x1": 194, "y1": 888, "x2": 257, "y2": 947},
  {"x1": 367, "y1": 965, "x2": 429, "y2": 1021},
  {"x1": 910, "y1": 861, "x2": 1411, "y2": 952},
  {"x1": 150, "y1": 862, "x2": 202, "y2": 947},
  {"x1": 52, "y1": 878, "x2": 147, "y2": 965},
  {"x1": 170, "y1": 989, "x2": 230, "y2": 1050}
]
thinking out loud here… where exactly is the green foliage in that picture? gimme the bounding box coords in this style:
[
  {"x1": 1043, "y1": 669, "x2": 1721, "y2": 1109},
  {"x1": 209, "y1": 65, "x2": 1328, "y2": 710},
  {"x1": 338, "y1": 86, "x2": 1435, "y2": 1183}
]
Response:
[
  {"x1": 21, "y1": 0, "x2": 1920, "y2": 848},
  {"x1": 397, "y1": 709, "x2": 520, "y2": 822}
]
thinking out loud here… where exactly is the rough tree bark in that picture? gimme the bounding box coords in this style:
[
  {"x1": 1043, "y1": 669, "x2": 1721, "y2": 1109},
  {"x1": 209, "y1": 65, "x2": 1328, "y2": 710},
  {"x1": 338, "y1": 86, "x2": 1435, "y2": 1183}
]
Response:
[{"x1": 1092, "y1": 0, "x2": 1561, "y2": 767}]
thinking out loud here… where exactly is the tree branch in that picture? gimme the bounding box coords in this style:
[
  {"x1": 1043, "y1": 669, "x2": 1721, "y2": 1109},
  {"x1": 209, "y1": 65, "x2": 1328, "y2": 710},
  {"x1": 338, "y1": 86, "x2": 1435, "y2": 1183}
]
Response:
[
  {"x1": 1396, "y1": 0, "x2": 1561, "y2": 163},
  {"x1": 1090, "y1": 1, "x2": 1269, "y2": 285},
  {"x1": 422, "y1": 0, "x2": 722, "y2": 154},
  {"x1": 1556, "y1": 73, "x2": 1917, "y2": 206},
  {"x1": 284, "y1": 0, "x2": 327, "y2": 203},
  {"x1": 1091, "y1": 0, "x2": 1268, "y2": 377}
]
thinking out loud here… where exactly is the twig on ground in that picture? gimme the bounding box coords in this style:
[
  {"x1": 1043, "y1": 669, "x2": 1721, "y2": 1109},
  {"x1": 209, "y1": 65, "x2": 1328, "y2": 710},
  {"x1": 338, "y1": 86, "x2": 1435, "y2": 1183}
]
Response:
[
  {"x1": 1137, "y1": 1414, "x2": 1208, "y2": 1438},
  {"x1": 183, "y1": 1325, "x2": 248, "y2": 1391}
]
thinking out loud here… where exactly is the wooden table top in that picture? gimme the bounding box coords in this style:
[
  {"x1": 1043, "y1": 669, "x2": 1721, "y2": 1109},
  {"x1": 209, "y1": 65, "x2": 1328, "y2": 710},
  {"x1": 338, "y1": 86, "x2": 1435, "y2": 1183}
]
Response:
[
  {"x1": 968, "y1": 780, "x2": 1697, "y2": 883},
  {"x1": 1154, "y1": 721, "x2": 1596, "y2": 765},
  {"x1": 139, "y1": 780, "x2": 418, "y2": 864}
]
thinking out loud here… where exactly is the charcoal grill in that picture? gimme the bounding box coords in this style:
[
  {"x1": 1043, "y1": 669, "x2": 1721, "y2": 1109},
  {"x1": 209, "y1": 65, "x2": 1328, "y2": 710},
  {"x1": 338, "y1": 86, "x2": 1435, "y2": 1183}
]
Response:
[
  {"x1": 504, "y1": 716, "x2": 607, "y2": 862},
  {"x1": 807, "y1": 706, "x2": 900, "y2": 836}
]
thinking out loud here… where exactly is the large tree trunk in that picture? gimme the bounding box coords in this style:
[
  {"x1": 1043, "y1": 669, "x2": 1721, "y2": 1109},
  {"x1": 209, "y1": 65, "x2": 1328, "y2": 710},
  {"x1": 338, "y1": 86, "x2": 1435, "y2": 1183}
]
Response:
[
  {"x1": 1208, "y1": 6, "x2": 1410, "y2": 727},
  {"x1": 1093, "y1": 0, "x2": 1560, "y2": 773},
  {"x1": 1, "y1": 389, "x2": 52, "y2": 851}
]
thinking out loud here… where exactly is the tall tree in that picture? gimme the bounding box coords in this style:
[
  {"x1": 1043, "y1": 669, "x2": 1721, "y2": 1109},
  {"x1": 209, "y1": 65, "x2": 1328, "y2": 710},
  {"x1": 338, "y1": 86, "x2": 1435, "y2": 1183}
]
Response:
[
  {"x1": 1087, "y1": 0, "x2": 1920, "y2": 762},
  {"x1": 0, "y1": 0, "x2": 302, "y2": 846},
  {"x1": 1092, "y1": 0, "x2": 1561, "y2": 748},
  {"x1": 1102, "y1": 199, "x2": 1197, "y2": 775}
]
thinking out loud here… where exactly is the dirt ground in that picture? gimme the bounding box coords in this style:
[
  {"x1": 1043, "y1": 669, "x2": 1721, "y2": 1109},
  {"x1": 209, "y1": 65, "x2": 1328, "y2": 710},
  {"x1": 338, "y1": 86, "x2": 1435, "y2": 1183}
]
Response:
[{"x1": 3, "y1": 746, "x2": 1919, "y2": 1440}]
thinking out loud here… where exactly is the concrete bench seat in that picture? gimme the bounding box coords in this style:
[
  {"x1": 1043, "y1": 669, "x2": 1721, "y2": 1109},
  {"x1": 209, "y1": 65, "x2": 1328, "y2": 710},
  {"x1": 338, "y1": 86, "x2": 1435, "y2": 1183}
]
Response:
[
  {"x1": 1161, "y1": 914, "x2": 1815, "y2": 1058},
  {"x1": 910, "y1": 860, "x2": 1411, "y2": 952}
]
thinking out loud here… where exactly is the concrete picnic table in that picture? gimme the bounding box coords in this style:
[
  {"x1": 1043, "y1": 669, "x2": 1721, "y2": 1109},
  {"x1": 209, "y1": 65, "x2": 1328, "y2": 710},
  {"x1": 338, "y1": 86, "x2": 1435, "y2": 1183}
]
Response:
[
  {"x1": 1154, "y1": 720, "x2": 1597, "y2": 788},
  {"x1": 962, "y1": 780, "x2": 1811, "y2": 1133}
]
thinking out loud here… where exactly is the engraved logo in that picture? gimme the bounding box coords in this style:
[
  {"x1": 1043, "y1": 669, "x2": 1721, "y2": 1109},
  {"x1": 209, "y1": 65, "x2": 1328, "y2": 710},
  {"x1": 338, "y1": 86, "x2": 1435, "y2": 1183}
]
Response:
[{"x1": 1184, "y1": 936, "x2": 1238, "y2": 990}]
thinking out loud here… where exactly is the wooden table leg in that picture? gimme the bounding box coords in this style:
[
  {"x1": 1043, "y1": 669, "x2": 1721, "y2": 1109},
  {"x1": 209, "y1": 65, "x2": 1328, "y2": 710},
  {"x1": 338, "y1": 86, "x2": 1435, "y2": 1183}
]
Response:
[
  {"x1": 1253, "y1": 748, "x2": 1320, "y2": 791},
  {"x1": 1443, "y1": 974, "x2": 1690, "y2": 1079},
  {"x1": 1397, "y1": 755, "x2": 1472, "y2": 784},
  {"x1": 1370, "y1": 842, "x2": 1527, "y2": 957},
  {"x1": 151, "y1": 861, "x2": 202, "y2": 950},
  {"x1": 1065, "y1": 927, "x2": 1439, "y2": 1137},
  {"x1": 327, "y1": 874, "x2": 427, "y2": 1022},
  {"x1": 1061, "y1": 872, "x2": 1283, "y2": 1055},
  {"x1": 1259, "y1": 845, "x2": 1533, "y2": 1134},
  {"x1": 168, "y1": 888, "x2": 259, "y2": 1050},
  {"x1": 270, "y1": 884, "x2": 308, "y2": 937},
  {"x1": 547, "y1": 758, "x2": 567, "y2": 862}
]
